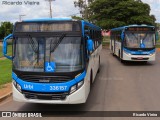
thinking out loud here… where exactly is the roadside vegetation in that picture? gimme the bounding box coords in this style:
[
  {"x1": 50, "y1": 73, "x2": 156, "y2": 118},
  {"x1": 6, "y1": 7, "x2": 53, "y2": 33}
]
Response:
[
  {"x1": 0, "y1": 45, "x2": 12, "y2": 86},
  {"x1": 0, "y1": 45, "x2": 12, "y2": 58},
  {"x1": 0, "y1": 59, "x2": 12, "y2": 85}
]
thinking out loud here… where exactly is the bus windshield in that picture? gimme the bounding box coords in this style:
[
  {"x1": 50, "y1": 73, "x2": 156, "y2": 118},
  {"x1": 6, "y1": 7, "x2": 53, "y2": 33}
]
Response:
[
  {"x1": 13, "y1": 36, "x2": 84, "y2": 72},
  {"x1": 125, "y1": 32, "x2": 155, "y2": 48}
]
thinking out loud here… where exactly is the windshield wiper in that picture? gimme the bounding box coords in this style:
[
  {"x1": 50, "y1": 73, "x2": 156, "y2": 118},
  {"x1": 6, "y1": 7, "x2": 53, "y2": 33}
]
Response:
[
  {"x1": 49, "y1": 33, "x2": 66, "y2": 62},
  {"x1": 131, "y1": 33, "x2": 138, "y2": 41},
  {"x1": 28, "y1": 35, "x2": 38, "y2": 53},
  {"x1": 27, "y1": 35, "x2": 39, "y2": 63},
  {"x1": 141, "y1": 33, "x2": 148, "y2": 41},
  {"x1": 50, "y1": 33, "x2": 66, "y2": 52}
]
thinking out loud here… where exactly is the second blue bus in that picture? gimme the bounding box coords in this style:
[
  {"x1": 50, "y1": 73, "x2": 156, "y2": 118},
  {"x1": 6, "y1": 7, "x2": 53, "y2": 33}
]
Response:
[{"x1": 110, "y1": 25, "x2": 158, "y2": 62}]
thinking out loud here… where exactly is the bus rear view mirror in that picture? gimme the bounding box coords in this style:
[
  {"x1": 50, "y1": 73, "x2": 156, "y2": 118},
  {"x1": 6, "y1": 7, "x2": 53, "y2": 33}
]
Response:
[
  {"x1": 3, "y1": 34, "x2": 13, "y2": 60},
  {"x1": 121, "y1": 32, "x2": 125, "y2": 40},
  {"x1": 87, "y1": 39, "x2": 94, "y2": 52}
]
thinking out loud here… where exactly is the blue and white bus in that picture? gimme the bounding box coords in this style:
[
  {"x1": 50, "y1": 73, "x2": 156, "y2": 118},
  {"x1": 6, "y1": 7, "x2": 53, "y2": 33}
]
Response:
[
  {"x1": 110, "y1": 25, "x2": 158, "y2": 62},
  {"x1": 3, "y1": 18, "x2": 102, "y2": 104}
]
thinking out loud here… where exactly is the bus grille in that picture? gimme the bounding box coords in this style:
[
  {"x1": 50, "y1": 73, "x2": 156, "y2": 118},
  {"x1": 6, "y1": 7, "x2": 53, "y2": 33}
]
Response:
[
  {"x1": 20, "y1": 75, "x2": 72, "y2": 83},
  {"x1": 23, "y1": 91, "x2": 69, "y2": 100}
]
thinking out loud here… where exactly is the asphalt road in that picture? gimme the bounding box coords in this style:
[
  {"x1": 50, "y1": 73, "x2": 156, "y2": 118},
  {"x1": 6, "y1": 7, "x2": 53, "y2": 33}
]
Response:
[{"x1": 1, "y1": 48, "x2": 160, "y2": 120}]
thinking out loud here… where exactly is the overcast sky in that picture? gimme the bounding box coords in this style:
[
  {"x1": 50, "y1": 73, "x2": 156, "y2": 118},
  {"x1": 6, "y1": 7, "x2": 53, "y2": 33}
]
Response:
[{"x1": 0, "y1": 0, "x2": 160, "y2": 23}]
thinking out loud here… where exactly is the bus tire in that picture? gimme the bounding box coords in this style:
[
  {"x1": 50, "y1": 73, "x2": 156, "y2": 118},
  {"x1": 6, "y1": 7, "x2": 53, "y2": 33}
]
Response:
[
  {"x1": 119, "y1": 51, "x2": 124, "y2": 63},
  {"x1": 97, "y1": 56, "x2": 100, "y2": 73}
]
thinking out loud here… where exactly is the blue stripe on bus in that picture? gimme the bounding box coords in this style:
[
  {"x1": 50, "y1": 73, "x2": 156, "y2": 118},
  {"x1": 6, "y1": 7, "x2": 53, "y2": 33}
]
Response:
[
  {"x1": 124, "y1": 48, "x2": 155, "y2": 55},
  {"x1": 12, "y1": 71, "x2": 86, "y2": 93}
]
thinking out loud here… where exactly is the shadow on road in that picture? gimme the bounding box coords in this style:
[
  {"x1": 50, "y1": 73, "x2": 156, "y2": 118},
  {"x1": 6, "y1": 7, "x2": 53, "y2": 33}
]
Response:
[{"x1": 122, "y1": 61, "x2": 155, "y2": 66}]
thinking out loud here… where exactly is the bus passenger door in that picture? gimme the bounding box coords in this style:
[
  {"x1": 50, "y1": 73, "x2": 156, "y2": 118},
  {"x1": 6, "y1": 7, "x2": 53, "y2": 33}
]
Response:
[
  {"x1": 88, "y1": 39, "x2": 100, "y2": 81},
  {"x1": 86, "y1": 38, "x2": 96, "y2": 80}
]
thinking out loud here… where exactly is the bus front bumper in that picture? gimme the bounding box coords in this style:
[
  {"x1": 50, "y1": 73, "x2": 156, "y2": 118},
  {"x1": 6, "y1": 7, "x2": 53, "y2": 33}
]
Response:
[
  {"x1": 123, "y1": 52, "x2": 156, "y2": 61},
  {"x1": 13, "y1": 82, "x2": 87, "y2": 104}
]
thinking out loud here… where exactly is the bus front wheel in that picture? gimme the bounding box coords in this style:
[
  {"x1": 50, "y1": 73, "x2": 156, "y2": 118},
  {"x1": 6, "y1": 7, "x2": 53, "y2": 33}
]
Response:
[{"x1": 119, "y1": 51, "x2": 124, "y2": 63}]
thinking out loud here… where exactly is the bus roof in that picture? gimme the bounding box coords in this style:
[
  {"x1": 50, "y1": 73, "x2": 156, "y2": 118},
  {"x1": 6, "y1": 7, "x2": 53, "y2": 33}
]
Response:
[
  {"x1": 23, "y1": 18, "x2": 72, "y2": 22},
  {"x1": 111, "y1": 24, "x2": 155, "y2": 31},
  {"x1": 21, "y1": 18, "x2": 101, "y2": 30}
]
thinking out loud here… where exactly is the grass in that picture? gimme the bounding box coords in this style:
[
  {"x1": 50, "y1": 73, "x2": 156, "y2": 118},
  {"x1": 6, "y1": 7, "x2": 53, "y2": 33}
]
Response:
[
  {"x1": 0, "y1": 46, "x2": 2, "y2": 57},
  {"x1": 156, "y1": 44, "x2": 160, "y2": 48},
  {"x1": 0, "y1": 59, "x2": 12, "y2": 85},
  {"x1": 0, "y1": 45, "x2": 12, "y2": 58}
]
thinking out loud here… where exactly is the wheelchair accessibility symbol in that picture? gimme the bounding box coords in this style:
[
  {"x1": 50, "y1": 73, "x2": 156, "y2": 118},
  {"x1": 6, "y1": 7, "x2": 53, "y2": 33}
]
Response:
[{"x1": 45, "y1": 62, "x2": 56, "y2": 72}]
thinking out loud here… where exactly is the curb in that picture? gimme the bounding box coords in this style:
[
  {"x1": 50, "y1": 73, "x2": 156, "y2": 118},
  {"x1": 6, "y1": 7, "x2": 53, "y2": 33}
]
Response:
[{"x1": 0, "y1": 92, "x2": 12, "y2": 103}]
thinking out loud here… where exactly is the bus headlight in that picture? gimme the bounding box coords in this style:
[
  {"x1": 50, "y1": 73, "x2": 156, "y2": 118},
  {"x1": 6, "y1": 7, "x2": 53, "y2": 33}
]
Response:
[
  {"x1": 12, "y1": 79, "x2": 22, "y2": 93},
  {"x1": 17, "y1": 83, "x2": 22, "y2": 93},
  {"x1": 70, "y1": 80, "x2": 84, "y2": 94},
  {"x1": 13, "y1": 79, "x2": 17, "y2": 87},
  {"x1": 124, "y1": 51, "x2": 131, "y2": 55},
  {"x1": 77, "y1": 80, "x2": 84, "y2": 88},
  {"x1": 70, "y1": 85, "x2": 77, "y2": 94}
]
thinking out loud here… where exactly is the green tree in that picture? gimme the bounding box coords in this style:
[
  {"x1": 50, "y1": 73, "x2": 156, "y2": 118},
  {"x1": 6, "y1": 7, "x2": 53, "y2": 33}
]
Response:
[
  {"x1": 88, "y1": 0, "x2": 156, "y2": 29},
  {"x1": 72, "y1": 16, "x2": 84, "y2": 20},
  {"x1": 0, "y1": 22, "x2": 13, "y2": 40},
  {"x1": 74, "y1": 0, "x2": 93, "y2": 20}
]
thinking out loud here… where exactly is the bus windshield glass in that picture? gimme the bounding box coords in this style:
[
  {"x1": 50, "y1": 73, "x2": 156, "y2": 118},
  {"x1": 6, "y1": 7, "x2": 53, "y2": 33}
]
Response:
[
  {"x1": 13, "y1": 36, "x2": 84, "y2": 72},
  {"x1": 125, "y1": 32, "x2": 155, "y2": 48}
]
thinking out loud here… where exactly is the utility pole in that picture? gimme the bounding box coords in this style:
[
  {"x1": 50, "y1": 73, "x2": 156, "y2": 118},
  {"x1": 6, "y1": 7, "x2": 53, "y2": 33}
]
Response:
[
  {"x1": 19, "y1": 15, "x2": 26, "y2": 21},
  {"x1": 45, "y1": 0, "x2": 55, "y2": 18}
]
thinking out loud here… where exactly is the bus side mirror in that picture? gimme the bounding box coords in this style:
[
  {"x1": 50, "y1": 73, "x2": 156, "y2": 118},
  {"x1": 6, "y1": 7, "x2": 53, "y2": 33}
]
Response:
[
  {"x1": 121, "y1": 32, "x2": 125, "y2": 40},
  {"x1": 156, "y1": 32, "x2": 159, "y2": 41},
  {"x1": 87, "y1": 39, "x2": 94, "y2": 52},
  {"x1": 3, "y1": 41, "x2": 7, "y2": 54},
  {"x1": 3, "y1": 34, "x2": 13, "y2": 60}
]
